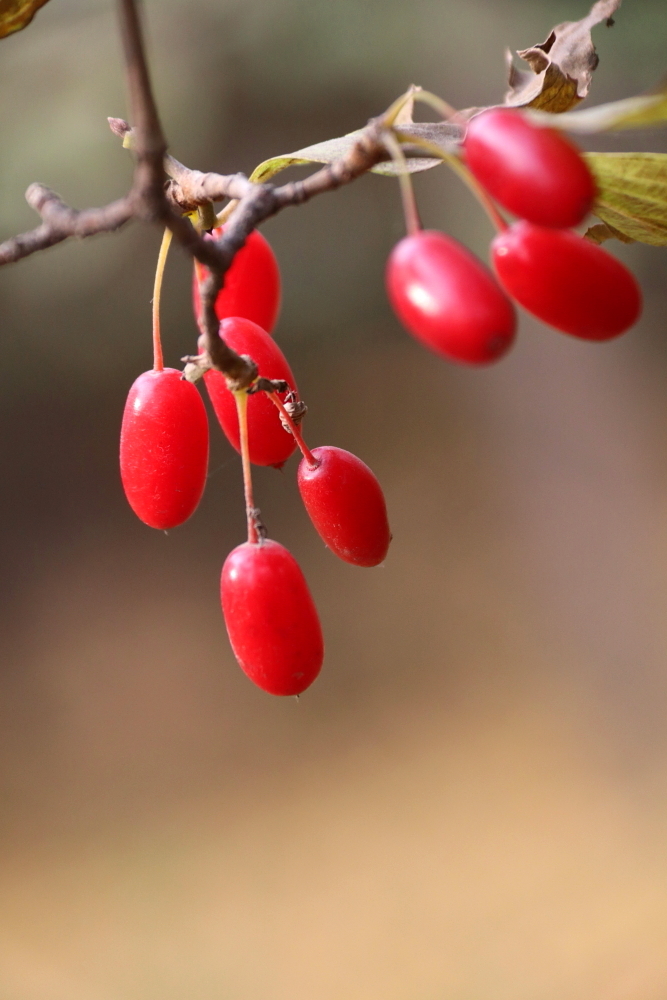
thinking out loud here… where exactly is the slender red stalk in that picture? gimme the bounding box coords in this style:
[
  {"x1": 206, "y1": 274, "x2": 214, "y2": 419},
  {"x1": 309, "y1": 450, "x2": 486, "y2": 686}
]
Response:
[
  {"x1": 413, "y1": 89, "x2": 459, "y2": 122},
  {"x1": 268, "y1": 392, "x2": 319, "y2": 469},
  {"x1": 233, "y1": 389, "x2": 258, "y2": 543}
]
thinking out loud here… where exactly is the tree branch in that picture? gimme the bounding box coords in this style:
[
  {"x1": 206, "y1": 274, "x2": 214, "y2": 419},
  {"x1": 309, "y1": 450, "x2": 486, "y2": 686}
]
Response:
[
  {"x1": 0, "y1": 0, "x2": 388, "y2": 388},
  {"x1": 0, "y1": 186, "x2": 133, "y2": 264},
  {"x1": 117, "y1": 0, "x2": 167, "y2": 220}
]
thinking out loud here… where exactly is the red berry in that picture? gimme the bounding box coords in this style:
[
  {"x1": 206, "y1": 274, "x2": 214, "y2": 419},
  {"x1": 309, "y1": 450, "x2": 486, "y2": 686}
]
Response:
[
  {"x1": 120, "y1": 368, "x2": 209, "y2": 529},
  {"x1": 386, "y1": 230, "x2": 516, "y2": 364},
  {"x1": 192, "y1": 227, "x2": 281, "y2": 334},
  {"x1": 464, "y1": 108, "x2": 596, "y2": 229},
  {"x1": 204, "y1": 317, "x2": 298, "y2": 468},
  {"x1": 297, "y1": 446, "x2": 391, "y2": 567},
  {"x1": 491, "y1": 221, "x2": 642, "y2": 341},
  {"x1": 221, "y1": 539, "x2": 324, "y2": 696}
]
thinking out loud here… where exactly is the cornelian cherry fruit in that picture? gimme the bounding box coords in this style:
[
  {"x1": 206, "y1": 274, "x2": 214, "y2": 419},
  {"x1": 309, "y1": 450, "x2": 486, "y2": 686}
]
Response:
[
  {"x1": 221, "y1": 539, "x2": 324, "y2": 696},
  {"x1": 491, "y1": 221, "x2": 642, "y2": 341},
  {"x1": 192, "y1": 227, "x2": 281, "y2": 334},
  {"x1": 386, "y1": 230, "x2": 516, "y2": 364},
  {"x1": 205, "y1": 317, "x2": 298, "y2": 468},
  {"x1": 298, "y1": 446, "x2": 391, "y2": 567},
  {"x1": 464, "y1": 108, "x2": 596, "y2": 229},
  {"x1": 120, "y1": 368, "x2": 209, "y2": 529}
]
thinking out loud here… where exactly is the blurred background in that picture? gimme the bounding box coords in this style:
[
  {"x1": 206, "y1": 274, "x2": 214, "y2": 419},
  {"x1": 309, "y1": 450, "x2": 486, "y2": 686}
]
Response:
[{"x1": 1, "y1": 1, "x2": 667, "y2": 997}]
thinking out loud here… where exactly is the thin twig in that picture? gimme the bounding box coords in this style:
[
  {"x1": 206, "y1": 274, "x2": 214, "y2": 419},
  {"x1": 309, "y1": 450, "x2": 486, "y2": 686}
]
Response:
[{"x1": 0, "y1": 186, "x2": 133, "y2": 265}]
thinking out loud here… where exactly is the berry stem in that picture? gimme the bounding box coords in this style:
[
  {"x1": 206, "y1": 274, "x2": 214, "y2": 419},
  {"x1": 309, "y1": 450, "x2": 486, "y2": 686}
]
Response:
[
  {"x1": 216, "y1": 201, "x2": 236, "y2": 227},
  {"x1": 413, "y1": 89, "x2": 459, "y2": 122},
  {"x1": 151, "y1": 226, "x2": 172, "y2": 371},
  {"x1": 382, "y1": 86, "x2": 421, "y2": 127},
  {"x1": 383, "y1": 130, "x2": 421, "y2": 237},
  {"x1": 267, "y1": 391, "x2": 319, "y2": 469},
  {"x1": 443, "y1": 152, "x2": 509, "y2": 233},
  {"x1": 393, "y1": 130, "x2": 508, "y2": 233},
  {"x1": 233, "y1": 388, "x2": 259, "y2": 544}
]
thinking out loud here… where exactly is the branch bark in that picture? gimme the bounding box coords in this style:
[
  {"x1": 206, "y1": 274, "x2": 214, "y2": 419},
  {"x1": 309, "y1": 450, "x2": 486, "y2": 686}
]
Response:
[{"x1": 0, "y1": 187, "x2": 133, "y2": 264}]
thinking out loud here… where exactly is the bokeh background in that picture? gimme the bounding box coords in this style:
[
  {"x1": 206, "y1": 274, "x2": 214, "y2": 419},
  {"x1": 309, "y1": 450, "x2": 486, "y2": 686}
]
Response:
[{"x1": 1, "y1": 1, "x2": 667, "y2": 997}]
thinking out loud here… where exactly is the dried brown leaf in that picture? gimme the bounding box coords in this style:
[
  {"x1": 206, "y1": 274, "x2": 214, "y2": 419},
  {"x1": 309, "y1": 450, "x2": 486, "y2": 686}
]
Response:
[
  {"x1": 0, "y1": 0, "x2": 50, "y2": 39},
  {"x1": 504, "y1": 0, "x2": 622, "y2": 112}
]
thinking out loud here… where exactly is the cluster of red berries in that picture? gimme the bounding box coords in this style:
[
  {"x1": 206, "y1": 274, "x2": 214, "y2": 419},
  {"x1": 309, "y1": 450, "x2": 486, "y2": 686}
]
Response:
[
  {"x1": 119, "y1": 229, "x2": 391, "y2": 697},
  {"x1": 387, "y1": 108, "x2": 642, "y2": 365},
  {"x1": 118, "y1": 107, "x2": 642, "y2": 699}
]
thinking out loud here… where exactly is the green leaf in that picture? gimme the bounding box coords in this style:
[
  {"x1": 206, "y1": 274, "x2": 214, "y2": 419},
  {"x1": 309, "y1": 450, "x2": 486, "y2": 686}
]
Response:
[
  {"x1": 528, "y1": 81, "x2": 667, "y2": 133},
  {"x1": 0, "y1": 0, "x2": 50, "y2": 39},
  {"x1": 370, "y1": 156, "x2": 443, "y2": 176},
  {"x1": 249, "y1": 123, "x2": 461, "y2": 185},
  {"x1": 586, "y1": 152, "x2": 667, "y2": 245},
  {"x1": 249, "y1": 155, "x2": 311, "y2": 185}
]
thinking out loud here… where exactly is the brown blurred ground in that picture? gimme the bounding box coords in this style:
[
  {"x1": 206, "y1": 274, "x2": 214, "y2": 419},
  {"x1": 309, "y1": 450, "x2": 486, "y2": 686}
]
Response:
[{"x1": 1, "y1": 1, "x2": 667, "y2": 998}]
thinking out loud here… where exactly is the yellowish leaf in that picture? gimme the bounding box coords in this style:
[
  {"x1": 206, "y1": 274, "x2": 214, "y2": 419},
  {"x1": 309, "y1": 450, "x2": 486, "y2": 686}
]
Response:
[
  {"x1": 587, "y1": 152, "x2": 667, "y2": 246},
  {"x1": 528, "y1": 81, "x2": 667, "y2": 133}
]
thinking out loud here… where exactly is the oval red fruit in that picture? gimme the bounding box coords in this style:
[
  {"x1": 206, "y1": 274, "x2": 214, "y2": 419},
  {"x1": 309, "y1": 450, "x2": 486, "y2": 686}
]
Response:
[
  {"x1": 464, "y1": 108, "x2": 596, "y2": 229},
  {"x1": 192, "y1": 227, "x2": 281, "y2": 333},
  {"x1": 204, "y1": 317, "x2": 298, "y2": 468},
  {"x1": 120, "y1": 368, "x2": 209, "y2": 529},
  {"x1": 298, "y1": 446, "x2": 391, "y2": 567},
  {"x1": 386, "y1": 230, "x2": 516, "y2": 364},
  {"x1": 491, "y1": 221, "x2": 642, "y2": 340},
  {"x1": 221, "y1": 539, "x2": 324, "y2": 696}
]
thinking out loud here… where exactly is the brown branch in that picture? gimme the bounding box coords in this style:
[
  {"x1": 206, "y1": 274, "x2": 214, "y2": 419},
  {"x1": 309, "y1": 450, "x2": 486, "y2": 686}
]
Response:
[
  {"x1": 0, "y1": 186, "x2": 133, "y2": 264},
  {"x1": 275, "y1": 126, "x2": 385, "y2": 206},
  {"x1": 166, "y1": 158, "x2": 255, "y2": 210},
  {"x1": 113, "y1": 0, "x2": 259, "y2": 387},
  {"x1": 117, "y1": 0, "x2": 166, "y2": 220},
  {"x1": 0, "y1": 0, "x2": 388, "y2": 388}
]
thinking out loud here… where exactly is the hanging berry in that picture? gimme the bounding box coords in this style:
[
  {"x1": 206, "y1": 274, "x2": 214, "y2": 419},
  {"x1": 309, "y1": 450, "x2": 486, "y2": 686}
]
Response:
[
  {"x1": 297, "y1": 446, "x2": 391, "y2": 567},
  {"x1": 120, "y1": 369, "x2": 209, "y2": 529},
  {"x1": 221, "y1": 540, "x2": 324, "y2": 696},
  {"x1": 463, "y1": 108, "x2": 597, "y2": 229},
  {"x1": 386, "y1": 230, "x2": 517, "y2": 364},
  {"x1": 491, "y1": 221, "x2": 642, "y2": 340}
]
